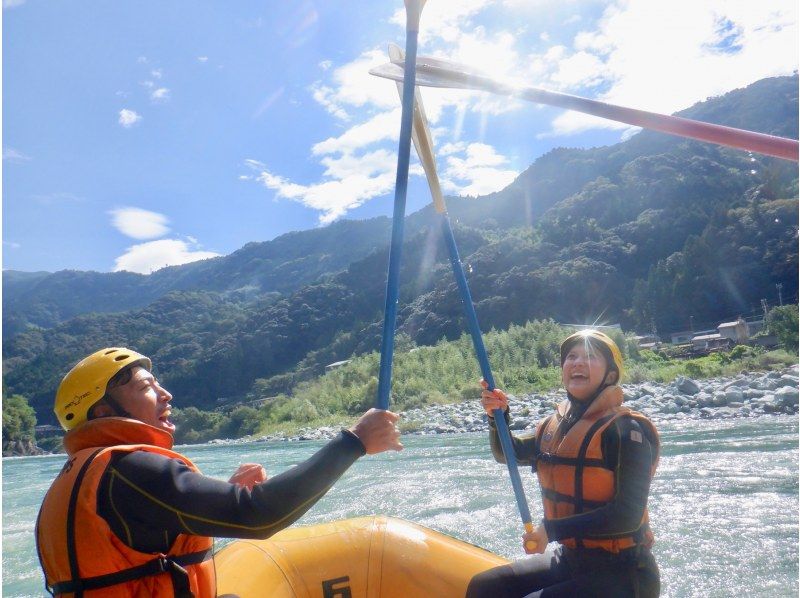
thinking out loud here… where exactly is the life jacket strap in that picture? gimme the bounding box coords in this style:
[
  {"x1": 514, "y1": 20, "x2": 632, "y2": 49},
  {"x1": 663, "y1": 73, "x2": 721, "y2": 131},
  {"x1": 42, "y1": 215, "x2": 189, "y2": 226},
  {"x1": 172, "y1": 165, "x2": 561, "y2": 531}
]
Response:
[
  {"x1": 536, "y1": 453, "x2": 606, "y2": 468},
  {"x1": 568, "y1": 522, "x2": 654, "y2": 548},
  {"x1": 50, "y1": 549, "x2": 212, "y2": 597},
  {"x1": 541, "y1": 487, "x2": 606, "y2": 509}
]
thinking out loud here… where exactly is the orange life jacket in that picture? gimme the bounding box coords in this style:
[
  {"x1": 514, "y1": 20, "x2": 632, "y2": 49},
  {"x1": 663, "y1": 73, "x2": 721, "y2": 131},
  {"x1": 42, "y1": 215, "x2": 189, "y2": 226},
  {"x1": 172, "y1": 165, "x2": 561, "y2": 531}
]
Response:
[
  {"x1": 36, "y1": 418, "x2": 215, "y2": 597},
  {"x1": 535, "y1": 386, "x2": 660, "y2": 553}
]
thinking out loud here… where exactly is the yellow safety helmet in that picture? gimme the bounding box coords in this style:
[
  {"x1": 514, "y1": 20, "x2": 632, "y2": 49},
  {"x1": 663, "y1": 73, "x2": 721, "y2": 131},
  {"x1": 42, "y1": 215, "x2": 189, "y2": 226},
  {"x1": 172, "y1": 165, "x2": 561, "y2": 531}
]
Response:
[
  {"x1": 54, "y1": 347, "x2": 152, "y2": 430},
  {"x1": 560, "y1": 329, "x2": 624, "y2": 381}
]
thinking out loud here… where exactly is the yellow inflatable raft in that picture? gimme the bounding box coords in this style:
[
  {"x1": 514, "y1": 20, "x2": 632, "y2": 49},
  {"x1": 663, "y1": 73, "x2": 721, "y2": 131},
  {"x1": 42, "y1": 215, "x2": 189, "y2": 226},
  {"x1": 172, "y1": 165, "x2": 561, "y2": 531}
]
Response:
[{"x1": 215, "y1": 516, "x2": 509, "y2": 597}]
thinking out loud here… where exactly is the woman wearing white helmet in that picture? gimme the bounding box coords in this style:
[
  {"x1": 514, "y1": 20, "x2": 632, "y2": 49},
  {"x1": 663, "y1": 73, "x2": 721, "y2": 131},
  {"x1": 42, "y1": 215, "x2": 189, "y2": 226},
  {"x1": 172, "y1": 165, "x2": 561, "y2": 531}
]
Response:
[{"x1": 468, "y1": 330, "x2": 661, "y2": 597}]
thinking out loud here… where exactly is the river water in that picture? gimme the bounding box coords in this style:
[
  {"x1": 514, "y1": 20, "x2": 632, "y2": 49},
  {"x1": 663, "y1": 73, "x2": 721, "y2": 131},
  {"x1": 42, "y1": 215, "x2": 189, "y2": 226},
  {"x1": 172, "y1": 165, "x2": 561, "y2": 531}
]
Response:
[{"x1": 3, "y1": 415, "x2": 797, "y2": 597}]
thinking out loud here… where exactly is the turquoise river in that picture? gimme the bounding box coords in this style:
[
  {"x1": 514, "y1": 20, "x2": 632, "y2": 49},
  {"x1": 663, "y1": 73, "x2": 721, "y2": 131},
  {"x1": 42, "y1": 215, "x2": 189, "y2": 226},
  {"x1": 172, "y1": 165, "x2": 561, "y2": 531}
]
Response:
[{"x1": 3, "y1": 415, "x2": 797, "y2": 597}]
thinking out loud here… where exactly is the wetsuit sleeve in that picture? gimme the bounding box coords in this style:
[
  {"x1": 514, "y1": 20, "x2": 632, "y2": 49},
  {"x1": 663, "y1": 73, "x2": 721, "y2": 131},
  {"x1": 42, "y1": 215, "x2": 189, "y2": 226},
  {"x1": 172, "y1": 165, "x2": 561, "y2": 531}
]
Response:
[
  {"x1": 487, "y1": 411, "x2": 538, "y2": 466},
  {"x1": 99, "y1": 431, "x2": 365, "y2": 543},
  {"x1": 542, "y1": 417, "x2": 653, "y2": 542}
]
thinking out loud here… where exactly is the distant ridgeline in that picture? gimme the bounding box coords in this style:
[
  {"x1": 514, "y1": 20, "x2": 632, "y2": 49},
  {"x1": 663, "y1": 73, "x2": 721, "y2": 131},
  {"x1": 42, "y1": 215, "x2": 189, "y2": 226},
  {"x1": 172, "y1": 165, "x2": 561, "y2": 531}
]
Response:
[{"x1": 4, "y1": 75, "x2": 797, "y2": 425}]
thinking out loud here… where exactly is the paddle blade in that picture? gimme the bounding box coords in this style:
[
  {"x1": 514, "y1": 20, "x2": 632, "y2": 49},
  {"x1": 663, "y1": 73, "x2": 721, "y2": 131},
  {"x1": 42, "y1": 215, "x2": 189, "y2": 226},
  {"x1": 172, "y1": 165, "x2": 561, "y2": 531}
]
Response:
[
  {"x1": 387, "y1": 43, "x2": 446, "y2": 213},
  {"x1": 370, "y1": 61, "x2": 463, "y2": 90}
]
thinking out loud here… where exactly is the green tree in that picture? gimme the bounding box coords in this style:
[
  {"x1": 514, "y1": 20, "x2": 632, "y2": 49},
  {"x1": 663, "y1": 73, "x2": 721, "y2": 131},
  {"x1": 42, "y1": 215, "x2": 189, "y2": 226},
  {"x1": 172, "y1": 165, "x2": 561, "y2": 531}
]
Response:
[
  {"x1": 171, "y1": 406, "x2": 227, "y2": 444},
  {"x1": 765, "y1": 305, "x2": 799, "y2": 353},
  {"x1": 3, "y1": 394, "x2": 37, "y2": 443},
  {"x1": 219, "y1": 406, "x2": 263, "y2": 438}
]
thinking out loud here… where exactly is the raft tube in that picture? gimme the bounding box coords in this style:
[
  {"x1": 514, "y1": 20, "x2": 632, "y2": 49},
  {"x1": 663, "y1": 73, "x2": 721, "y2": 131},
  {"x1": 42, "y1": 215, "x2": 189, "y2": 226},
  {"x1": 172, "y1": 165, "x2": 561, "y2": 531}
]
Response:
[{"x1": 215, "y1": 515, "x2": 509, "y2": 597}]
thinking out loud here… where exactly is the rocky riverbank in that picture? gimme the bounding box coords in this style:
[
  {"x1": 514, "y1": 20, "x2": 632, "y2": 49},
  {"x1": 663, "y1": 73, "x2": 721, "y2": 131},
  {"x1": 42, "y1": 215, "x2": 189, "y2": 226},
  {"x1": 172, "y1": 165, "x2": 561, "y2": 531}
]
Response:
[
  {"x1": 17, "y1": 367, "x2": 796, "y2": 454},
  {"x1": 2, "y1": 438, "x2": 46, "y2": 457},
  {"x1": 228, "y1": 365, "x2": 798, "y2": 444}
]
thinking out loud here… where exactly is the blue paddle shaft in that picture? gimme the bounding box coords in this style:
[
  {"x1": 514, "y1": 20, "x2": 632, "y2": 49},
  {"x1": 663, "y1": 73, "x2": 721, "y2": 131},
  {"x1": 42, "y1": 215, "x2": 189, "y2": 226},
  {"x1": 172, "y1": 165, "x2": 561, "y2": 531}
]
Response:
[
  {"x1": 376, "y1": 29, "x2": 419, "y2": 411},
  {"x1": 439, "y1": 212, "x2": 533, "y2": 526}
]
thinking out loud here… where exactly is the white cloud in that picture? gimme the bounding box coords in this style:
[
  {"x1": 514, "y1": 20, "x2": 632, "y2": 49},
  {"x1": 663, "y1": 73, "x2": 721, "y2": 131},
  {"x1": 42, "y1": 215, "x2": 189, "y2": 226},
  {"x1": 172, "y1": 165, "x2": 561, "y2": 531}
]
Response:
[
  {"x1": 448, "y1": 27, "x2": 522, "y2": 86},
  {"x1": 549, "y1": 50, "x2": 608, "y2": 88},
  {"x1": 249, "y1": 0, "x2": 795, "y2": 224},
  {"x1": 311, "y1": 85, "x2": 350, "y2": 120},
  {"x1": 308, "y1": 10, "x2": 524, "y2": 148},
  {"x1": 314, "y1": 5, "x2": 526, "y2": 131},
  {"x1": 118, "y1": 109, "x2": 142, "y2": 128},
  {"x1": 319, "y1": 148, "x2": 396, "y2": 179},
  {"x1": 138, "y1": 67, "x2": 170, "y2": 103},
  {"x1": 110, "y1": 207, "x2": 170, "y2": 240},
  {"x1": 249, "y1": 1, "x2": 525, "y2": 223},
  {"x1": 3, "y1": 0, "x2": 27, "y2": 8},
  {"x1": 390, "y1": 0, "x2": 491, "y2": 44},
  {"x1": 197, "y1": 56, "x2": 209, "y2": 63},
  {"x1": 113, "y1": 239, "x2": 220, "y2": 274},
  {"x1": 3, "y1": 240, "x2": 21, "y2": 249},
  {"x1": 620, "y1": 126, "x2": 641, "y2": 141},
  {"x1": 441, "y1": 142, "x2": 518, "y2": 196},
  {"x1": 439, "y1": 141, "x2": 467, "y2": 156},
  {"x1": 245, "y1": 152, "x2": 398, "y2": 224},
  {"x1": 310, "y1": 48, "x2": 399, "y2": 120},
  {"x1": 312, "y1": 109, "x2": 400, "y2": 155},
  {"x1": 541, "y1": 0, "x2": 798, "y2": 135},
  {"x1": 3, "y1": 147, "x2": 31, "y2": 162},
  {"x1": 151, "y1": 87, "x2": 170, "y2": 102}
]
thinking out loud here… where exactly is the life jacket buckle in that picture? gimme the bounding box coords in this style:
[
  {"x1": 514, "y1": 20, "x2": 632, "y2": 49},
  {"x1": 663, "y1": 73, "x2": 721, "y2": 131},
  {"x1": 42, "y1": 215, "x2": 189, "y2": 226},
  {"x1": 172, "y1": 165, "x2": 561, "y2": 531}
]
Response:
[
  {"x1": 159, "y1": 556, "x2": 193, "y2": 598},
  {"x1": 156, "y1": 556, "x2": 170, "y2": 573}
]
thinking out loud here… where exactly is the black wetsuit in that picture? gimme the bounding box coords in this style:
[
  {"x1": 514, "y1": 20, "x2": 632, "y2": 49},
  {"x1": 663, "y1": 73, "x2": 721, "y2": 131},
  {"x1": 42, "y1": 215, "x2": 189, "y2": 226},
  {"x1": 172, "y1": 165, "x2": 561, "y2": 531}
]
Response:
[
  {"x1": 467, "y1": 408, "x2": 660, "y2": 598},
  {"x1": 95, "y1": 430, "x2": 365, "y2": 553}
]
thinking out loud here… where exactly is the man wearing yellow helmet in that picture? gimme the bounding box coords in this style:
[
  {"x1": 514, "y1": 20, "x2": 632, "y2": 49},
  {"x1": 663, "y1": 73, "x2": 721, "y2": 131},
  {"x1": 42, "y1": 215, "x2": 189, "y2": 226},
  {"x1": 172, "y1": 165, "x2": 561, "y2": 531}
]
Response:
[
  {"x1": 37, "y1": 347, "x2": 402, "y2": 597},
  {"x1": 468, "y1": 330, "x2": 661, "y2": 597}
]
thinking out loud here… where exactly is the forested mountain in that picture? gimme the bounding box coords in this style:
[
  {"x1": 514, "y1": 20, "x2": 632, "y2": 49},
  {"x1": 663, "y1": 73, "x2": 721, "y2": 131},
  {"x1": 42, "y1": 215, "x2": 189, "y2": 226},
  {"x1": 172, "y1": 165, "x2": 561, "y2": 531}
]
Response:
[
  {"x1": 2, "y1": 218, "x2": 392, "y2": 338},
  {"x1": 4, "y1": 75, "x2": 797, "y2": 424}
]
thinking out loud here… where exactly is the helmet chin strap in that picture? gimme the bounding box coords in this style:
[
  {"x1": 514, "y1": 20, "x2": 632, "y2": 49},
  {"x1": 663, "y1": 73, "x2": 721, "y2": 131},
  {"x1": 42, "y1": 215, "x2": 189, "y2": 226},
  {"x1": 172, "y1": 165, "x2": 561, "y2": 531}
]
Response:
[{"x1": 100, "y1": 393, "x2": 132, "y2": 419}]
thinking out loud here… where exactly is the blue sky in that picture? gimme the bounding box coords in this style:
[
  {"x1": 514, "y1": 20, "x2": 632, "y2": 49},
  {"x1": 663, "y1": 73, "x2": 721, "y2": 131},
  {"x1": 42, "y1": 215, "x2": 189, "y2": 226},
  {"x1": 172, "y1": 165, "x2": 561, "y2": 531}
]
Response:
[{"x1": 3, "y1": 0, "x2": 797, "y2": 274}]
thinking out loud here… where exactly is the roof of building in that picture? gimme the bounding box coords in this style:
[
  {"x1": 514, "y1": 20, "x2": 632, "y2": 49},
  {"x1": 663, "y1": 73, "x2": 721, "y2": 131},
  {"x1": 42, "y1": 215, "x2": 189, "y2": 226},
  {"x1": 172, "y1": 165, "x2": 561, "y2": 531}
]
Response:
[
  {"x1": 693, "y1": 333, "x2": 723, "y2": 341},
  {"x1": 325, "y1": 359, "x2": 351, "y2": 369}
]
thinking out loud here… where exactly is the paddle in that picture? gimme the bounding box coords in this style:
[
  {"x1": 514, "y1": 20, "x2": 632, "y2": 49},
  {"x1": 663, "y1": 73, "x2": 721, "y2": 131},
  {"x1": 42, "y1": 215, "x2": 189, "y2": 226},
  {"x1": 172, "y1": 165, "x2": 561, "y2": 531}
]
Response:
[
  {"x1": 376, "y1": 0, "x2": 427, "y2": 411},
  {"x1": 382, "y1": 42, "x2": 538, "y2": 551},
  {"x1": 370, "y1": 55, "x2": 798, "y2": 162}
]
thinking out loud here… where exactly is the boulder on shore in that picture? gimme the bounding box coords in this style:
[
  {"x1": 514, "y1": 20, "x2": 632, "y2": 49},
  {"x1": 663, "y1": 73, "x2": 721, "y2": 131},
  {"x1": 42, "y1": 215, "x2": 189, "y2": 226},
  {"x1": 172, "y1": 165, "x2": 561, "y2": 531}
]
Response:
[{"x1": 674, "y1": 376, "x2": 701, "y2": 395}]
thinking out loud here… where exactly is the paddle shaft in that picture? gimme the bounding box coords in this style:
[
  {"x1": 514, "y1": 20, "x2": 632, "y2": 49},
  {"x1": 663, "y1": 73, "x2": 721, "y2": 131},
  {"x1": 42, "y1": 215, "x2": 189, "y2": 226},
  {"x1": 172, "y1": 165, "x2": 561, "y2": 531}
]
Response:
[
  {"x1": 439, "y1": 212, "x2": 534, "y2": 530},
  {"x1": 420, "y1": 64, "x2": 799, "y2": 162},
  {"x1": 385, "y1": 43, "x2": 538, "y2": 538},
  {"x1": 376, "y1": 10, "x2": 422, "y2": 410}
]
